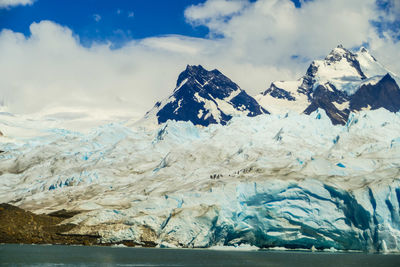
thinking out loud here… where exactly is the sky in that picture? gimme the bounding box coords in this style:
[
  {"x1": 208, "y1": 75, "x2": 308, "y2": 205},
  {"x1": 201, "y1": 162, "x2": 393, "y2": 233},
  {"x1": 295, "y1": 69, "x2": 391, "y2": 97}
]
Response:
[
  {"x1": 0, "y1": 0, "x2": 399, "y2": 122},
  {"x1": 0, "y1": 0, "x2": 210, "y2": 47}
]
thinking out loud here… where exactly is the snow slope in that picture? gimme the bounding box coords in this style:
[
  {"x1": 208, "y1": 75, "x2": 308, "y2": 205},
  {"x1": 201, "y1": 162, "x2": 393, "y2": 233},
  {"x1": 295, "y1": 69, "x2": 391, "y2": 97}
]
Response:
[{"x1": 1, "y1": 109, "x2": 400, "y2": 252}]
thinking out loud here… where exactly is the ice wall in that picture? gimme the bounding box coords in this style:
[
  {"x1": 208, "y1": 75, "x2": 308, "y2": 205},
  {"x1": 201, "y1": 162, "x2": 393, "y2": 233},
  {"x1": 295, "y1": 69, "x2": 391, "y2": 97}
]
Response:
[{"x1": 1, "y1": 109, "x2": 400, "y2": 251}]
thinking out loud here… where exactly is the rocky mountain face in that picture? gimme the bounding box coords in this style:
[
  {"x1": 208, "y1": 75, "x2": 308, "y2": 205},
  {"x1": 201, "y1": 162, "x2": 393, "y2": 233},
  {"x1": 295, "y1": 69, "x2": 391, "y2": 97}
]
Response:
[
  {"x1": 144, "y1": 65, "x2": 268, "y2": 126},
  {"x1": 350, "y1": 74, "x2": 400, "y2": 112},
  {"x1": 257, "y1": 45, "x2": 400, "y2": 125}
]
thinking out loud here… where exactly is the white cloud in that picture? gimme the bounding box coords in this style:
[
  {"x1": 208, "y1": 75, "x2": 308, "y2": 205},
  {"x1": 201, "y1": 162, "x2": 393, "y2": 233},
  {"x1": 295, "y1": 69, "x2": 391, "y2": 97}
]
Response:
[
  {"x1": 0, "y1": 0, "x2": 399, "y2": 123},
  {"x1": 186, "y1": 0, "x2": 376, "y2": 62},
  {"x1": 0, "y1": 0, "x2": 34, "y2": 8},
  {"x1": 185, "y1": 0, "x2": 248, "y2": 28},
  {"x1": 93, "y1": 14, "x2": 101, "y2": 22},
  {"x1": 128, "y1": 11, "x2": 134, "y2": 18},
  {"x1": 0, "y1": 21, "x2": 196, "y2": 119}
]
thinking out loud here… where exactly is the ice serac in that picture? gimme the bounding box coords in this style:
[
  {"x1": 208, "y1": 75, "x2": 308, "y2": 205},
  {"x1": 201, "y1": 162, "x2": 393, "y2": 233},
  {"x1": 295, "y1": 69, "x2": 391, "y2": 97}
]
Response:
[
  {"x1": 257, "y1": 45, "x2": 400, "y2": 125},
  {"x1": 144, "y1": 65, "x2": 268, "y2": 127}
]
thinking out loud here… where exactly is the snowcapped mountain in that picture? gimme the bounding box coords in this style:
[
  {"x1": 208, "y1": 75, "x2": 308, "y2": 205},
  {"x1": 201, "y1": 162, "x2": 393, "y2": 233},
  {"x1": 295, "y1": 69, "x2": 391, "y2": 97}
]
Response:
[
  {"x1": 143, "y1": 65, "x2": 268, "y2": 127},
  {"x1": 256, "y1": 45, "x2": 400, "y2": 124}
]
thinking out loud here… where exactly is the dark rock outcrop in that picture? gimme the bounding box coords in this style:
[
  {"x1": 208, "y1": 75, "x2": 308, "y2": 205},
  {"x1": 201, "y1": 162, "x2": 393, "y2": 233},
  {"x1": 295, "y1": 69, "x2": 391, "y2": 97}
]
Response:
[
  {"x1": 350, "y1": 74, "x2": 400, "y2": 112},
  {"x1": 304, "y1": 84, "x2": 350, "y2": 125},
  {"x1": 305, "y1": 74, "x2": 400, "y2": 125}
]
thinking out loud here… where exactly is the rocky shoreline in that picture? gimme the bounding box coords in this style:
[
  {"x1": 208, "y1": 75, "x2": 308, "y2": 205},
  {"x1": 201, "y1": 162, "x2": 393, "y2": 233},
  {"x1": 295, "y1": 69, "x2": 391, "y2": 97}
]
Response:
[{"x1": 0, "y1": 203, "x2": 154, "y2": 247}]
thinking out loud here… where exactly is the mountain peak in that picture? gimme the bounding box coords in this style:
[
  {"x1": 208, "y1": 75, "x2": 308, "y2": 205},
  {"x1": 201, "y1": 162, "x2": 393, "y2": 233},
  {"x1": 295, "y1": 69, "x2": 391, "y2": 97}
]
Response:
[
  {"x1": 176, "y1": 65, "x2": 206, "y2": 86},
  {"x1": 359, "y1": 46, "x2": 368, "y2": 53},
  {"x1": 185, "y1": 64, "x2": 206, "y2": 74},
  {"x1": 176, "y1": 65, "x2": 225, "y2": 89},
  {"x1": 146, "y1": 65, "x2": 269, "y2": 126},
  {"x1": 325, "y1": 45, "x2": 356, "y2": 64}
]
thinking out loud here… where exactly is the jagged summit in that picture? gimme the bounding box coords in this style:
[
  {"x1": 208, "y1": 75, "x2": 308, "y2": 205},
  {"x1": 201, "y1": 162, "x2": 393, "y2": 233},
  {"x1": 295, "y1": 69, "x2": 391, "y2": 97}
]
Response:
[
  {"x1": 144, "y1": 65, "x2": 268, "y2": 127},
  {"x1": 174, "y1": 65, "x2": 241, "y2": 99},
  {"x1": 257, "y1": 45, "x2": 400, "y2": 125},
  {"x1": 176, "y1": 65, "x2": 222, "y2": 87},
  {"x1": 325, "y1": 44, "x2": 354, "y2": 62}
]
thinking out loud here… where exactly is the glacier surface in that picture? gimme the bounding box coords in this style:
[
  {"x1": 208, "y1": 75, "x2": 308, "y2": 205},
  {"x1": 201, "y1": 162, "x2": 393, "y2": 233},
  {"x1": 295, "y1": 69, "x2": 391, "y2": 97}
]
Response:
[{"x1": 1, "y1": 109, "x2": 400, "y2": 252}]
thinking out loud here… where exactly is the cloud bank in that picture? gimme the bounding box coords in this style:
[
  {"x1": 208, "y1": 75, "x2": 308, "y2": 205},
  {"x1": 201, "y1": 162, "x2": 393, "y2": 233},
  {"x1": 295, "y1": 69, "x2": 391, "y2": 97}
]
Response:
[
  {"x1": 0, "y1": 0, "x2": 399, "y2": 122},
  {"x1": 0, "y1": 0, "x2": 34, "y2": 8}
]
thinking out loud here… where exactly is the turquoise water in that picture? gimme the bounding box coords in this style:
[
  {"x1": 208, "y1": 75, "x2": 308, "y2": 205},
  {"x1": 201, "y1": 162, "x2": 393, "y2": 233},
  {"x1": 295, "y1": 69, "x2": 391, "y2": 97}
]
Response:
[{"x1": 1, "y1": 244, "x2": 400, "y2": 266}]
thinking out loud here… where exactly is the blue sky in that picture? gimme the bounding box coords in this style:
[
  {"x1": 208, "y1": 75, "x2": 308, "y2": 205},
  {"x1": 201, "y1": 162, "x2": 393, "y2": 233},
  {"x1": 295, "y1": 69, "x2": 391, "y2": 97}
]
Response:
[
  {"x1": 0, "y1": 0, "x2": 399, "y2": 118},
  {"x1": 0, "y1": 0, "x2": 210, "y2": 47}
]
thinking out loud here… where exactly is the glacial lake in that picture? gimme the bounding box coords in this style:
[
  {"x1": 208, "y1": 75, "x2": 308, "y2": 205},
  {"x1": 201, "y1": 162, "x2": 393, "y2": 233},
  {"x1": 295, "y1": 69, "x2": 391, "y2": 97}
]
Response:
[{"x1": 1, "y1": 244, "x2": 400, "y2": 266}]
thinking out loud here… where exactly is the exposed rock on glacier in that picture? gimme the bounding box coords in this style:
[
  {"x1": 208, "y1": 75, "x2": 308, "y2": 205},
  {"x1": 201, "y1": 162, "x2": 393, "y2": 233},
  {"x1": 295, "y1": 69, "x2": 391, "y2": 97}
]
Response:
[{"x1": 1, "y1": 109, "x2": 400, "y2": 252}]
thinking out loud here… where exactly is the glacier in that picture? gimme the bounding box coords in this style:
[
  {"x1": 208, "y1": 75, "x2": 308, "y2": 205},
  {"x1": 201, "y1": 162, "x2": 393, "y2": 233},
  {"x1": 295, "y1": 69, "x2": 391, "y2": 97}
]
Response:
[{"x1": 1, "y1": 108, "x2": 400, "y2": 252}]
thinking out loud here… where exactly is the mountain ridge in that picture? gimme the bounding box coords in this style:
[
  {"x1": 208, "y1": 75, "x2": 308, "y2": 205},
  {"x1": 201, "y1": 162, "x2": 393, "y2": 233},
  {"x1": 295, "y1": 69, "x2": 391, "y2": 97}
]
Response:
[
  {"x1": 139, "y1": 45, "x2": 400, "y2": 127},
  {"x1": 143, "y1": 64, "x2": 268, "y2": 127},
  {"x1": 257, "y1": 45, "x2": 400, "y2": 124}
]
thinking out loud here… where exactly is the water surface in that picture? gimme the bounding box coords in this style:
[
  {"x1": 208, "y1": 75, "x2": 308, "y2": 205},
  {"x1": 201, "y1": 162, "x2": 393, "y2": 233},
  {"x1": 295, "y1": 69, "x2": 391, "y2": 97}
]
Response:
[{"x1": 1, "y1": 244, "x2": 400, "y2": 266}]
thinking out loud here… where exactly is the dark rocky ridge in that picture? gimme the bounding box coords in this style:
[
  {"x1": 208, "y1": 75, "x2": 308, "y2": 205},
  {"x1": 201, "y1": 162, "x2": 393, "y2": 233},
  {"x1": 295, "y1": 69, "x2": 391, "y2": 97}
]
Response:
[
  {"x1": 262, "y1": 83, "x2": 296, "y2": 101},
  {"x1": 151, "y1": 65, "x2": 269, "y2": 126}
]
